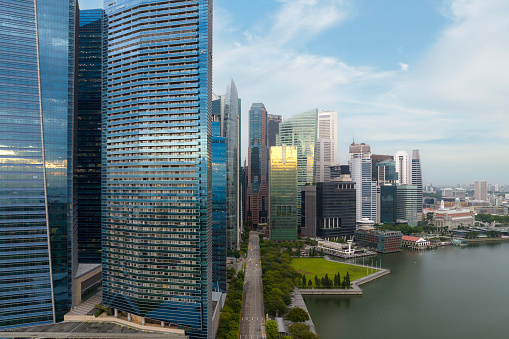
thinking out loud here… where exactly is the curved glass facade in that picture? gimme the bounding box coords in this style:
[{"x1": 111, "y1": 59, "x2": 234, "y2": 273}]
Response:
[
  {"x1": 0, "y1": 0, "x2": 76, "y2": 328},
  {"x1": 103, "y1": 1, "x2": 212, "y2": 337}
]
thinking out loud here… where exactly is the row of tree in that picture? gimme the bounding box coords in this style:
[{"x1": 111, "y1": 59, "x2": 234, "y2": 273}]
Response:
[
  {"x1": 299, "y1": 272, "x2": 351, "y2": 289},
  {"x1": 476, "y1": 213, "x2": 509, "y2": 225},
  {"x1": 216, "y1": 270, "x2": 245, "y2": 339}
]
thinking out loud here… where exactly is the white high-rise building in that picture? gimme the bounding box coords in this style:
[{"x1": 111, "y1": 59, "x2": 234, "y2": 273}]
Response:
[
  {"x1": 474, "y1": 180, "x2": 488, "y2": 201},
  {"x1": 349, "y1": 142, "x2": 378, "y2": 223},
  {"x1": 316, "y1": 111, "x2": 338, "y2": 182},
  {"x1": 394, "y1": 151, "x2": 410, "y2": 185}
]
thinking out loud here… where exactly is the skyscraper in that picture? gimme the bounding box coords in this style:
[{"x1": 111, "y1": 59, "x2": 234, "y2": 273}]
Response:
[
  {"x1": 394, "y1": 151, "x2": 410, "y2": 185},
  {"x1": 77, "y1": 9, "x2": 105, "y2": 264},
  {"x1": 267, "y1": 114, "x2": 283, "y2": 147},
  {"x1": 270, "y1": 145, "x2": 298, "y2": 240},
  {"x1": 247, "y1": 103, "x2": 269, "y2": 227},
  {"x1": 396, "y1": 185, "x2": 419, "y2": 227},
  {"x1": 102, "y1": 1, "x2": 212, "y2": 337},
  {"x1": 474, "y1": 180, "x2": 488, "y2": 201},
  {"x1": 411, "y1": 149, "x2": 423, "y2": 222},
  {"x1": 376, "y1": 159, "x2": 398, "y2": 185},
  {"x1": 0, "y1": 0, "x2": 77, "y2": 327},
  {"x1": 349, "y1": 142, "x2": 378, "y2": 223},
  {"x1": 316, "y1": 111, "x2": 337, "y2": 182}
]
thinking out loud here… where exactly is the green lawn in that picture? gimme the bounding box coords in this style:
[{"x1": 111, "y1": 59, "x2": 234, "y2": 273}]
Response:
[{"x1": 290, "y1": 258, "x2": 377, "y2": 287}]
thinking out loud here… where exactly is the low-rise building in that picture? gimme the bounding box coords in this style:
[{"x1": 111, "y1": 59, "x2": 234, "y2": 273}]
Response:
[
  {"x1": 354, "y1": 230, "x2": 402, "y2": 253},
  {"x1": 401, "y1": 236, "x2": 430, "y2": 249},
  {"x1": 433, "y1": 199, "x2": 475, "y2": 229}
]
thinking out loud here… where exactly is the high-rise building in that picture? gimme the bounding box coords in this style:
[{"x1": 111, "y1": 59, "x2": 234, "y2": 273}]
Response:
[
  {"x1": 396, "y1": 185, "x2": 419, "y2": 227},
  {"x1": 267, "y1": 114, "x2": 283, "y2": 147},
  {"x1": 376, "y1": 159, "x2": 398, "y2": 185},
  {"x1": 77, "y1": 9, "x2": 105, "y2": 264},
  {"x1": 269, "y1": 145, "x2": 298, "y2": 240},
  {"x1": 394, "y1": 151, "x2": 410, "y2": 185},
  {"x1": 102, "y1": 1, "x2": 212, "y2": 337},
  {"x1": 247, "y1": 103, "x2": 269, "y2": 227},
  {"x1": 316, "y1": 111, "x2": 337, "y2": 182},
  {"x1": 349, "y1": 142, "x2": 378, "y2": 223},
  {"x1": 371, "y1": 154, "x2": 393, "y2": 181},
  {"x1": 211, "y1": 122, "x2": 227, "y2": 292},
  {"x1": 380, "y1": 185, "x2": 397, "y2": 224},
  {"x1": 474, "y1": 180, "x2": 488, "y2": 201},
  {"x1": 0, "y1": 0, "x2": 77, "y2": 327},
  {"x1": 411, "y1": 149, "x2": 423, "y2": 222}
]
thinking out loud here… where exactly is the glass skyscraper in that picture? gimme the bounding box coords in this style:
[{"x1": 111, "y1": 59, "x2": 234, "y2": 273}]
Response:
[
  {"x1": 411, "y1": 149, "x2": 423, "y2": 222},
  {"x1": 77, "y1": 9, "x2": 105, "y2": 264},
  {"x1": 102, "y1": 1, "x2": 212, "y2": 338},
  {"x1": 349, "y1": 142, "x2": 378, "y2": 223},
  {"x1": 270, "y1": 145, "x2": 298, "y2": 241},
  {"x1": 0, "y1": 0, "x2": 76, "y2": 328}
]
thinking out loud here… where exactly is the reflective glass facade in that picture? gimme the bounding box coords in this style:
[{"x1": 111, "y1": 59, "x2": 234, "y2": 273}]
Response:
[
  {"x1": 380, "y1": 184, "x2": 397, "y2": 224},
  {"x1": 411, "y1": 149, "x2": 423, "y2": 222},
  {"x1": 77, "y1": 9, "x2": 105, "y2": 264},
  {"x1": 0, "y1": 0, "x2": 76, "y2": 328},
  {"x1": 102, "y1": 1, "x2": 212, "y2": 337},
  {"x1": 270, "y1": 145, "x2": 298, "y2": 241},
  {"x1": 316, "y1": 181, "x2": 356, "y2": 239},
  {"x1": 397, "y1": 185, "x2": 419, "y2": 227},
  {"x1": 211, "y1": 122, "x2": 226, "y2": 291}
]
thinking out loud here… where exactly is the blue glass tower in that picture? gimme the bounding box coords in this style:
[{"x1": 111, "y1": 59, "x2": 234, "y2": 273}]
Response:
[
  {"x1": 0, "y1": 0, "x2": 76, "y2": 328},
  {"x1": 103, "y1": 1, "x2": 212, "y2": 338},
  {"x1": 212, "y1": 121, "x2": 227, "y2": 292},
  {"x1": 77, "y1": 9, "x2": 105, "y2": 264}
]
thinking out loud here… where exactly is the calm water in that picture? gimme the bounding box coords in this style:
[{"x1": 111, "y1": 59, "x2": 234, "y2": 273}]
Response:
[{"x1": 304, "y1": 241, "x2": 509, "y2": 339}]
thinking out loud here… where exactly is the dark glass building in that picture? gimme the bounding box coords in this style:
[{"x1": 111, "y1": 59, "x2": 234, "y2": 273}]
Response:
[
  {"x1": 77, "y1": 9, "x2": 105, "y2": 264},
  {"x1": 371, "y1": 154, "x2": 393, "y2": 181},
  {"x1": 380, "y1": 184, "x2": 397, "y2": 224},
  {"x1": 247, "y1": 103, "x2": 269, "y2": 227},
  {"x1": 316, "y1": 181, "x2": 356, "y2": 239},
  {"x1": 102, "y1": 1, "x2": 213, "y2": 337},
  {"x1": 0, "y1": 0, "x2": 77, "y2": 327},
  {"x1": 267, "y1": 114, "x2": 282, "y2": 147},
  {"x1": 211, "y1": 121, "x2": 226, "y2": 292}
]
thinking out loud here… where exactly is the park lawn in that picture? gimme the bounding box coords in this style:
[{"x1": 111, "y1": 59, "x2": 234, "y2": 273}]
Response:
[{"x1": 290, "y1": 257, "x2": 377, "y2": 287}]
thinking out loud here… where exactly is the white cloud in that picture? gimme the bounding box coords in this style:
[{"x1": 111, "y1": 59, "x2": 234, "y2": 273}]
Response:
[{"x1": 399, "y1": 62, "x2": 409, "y2": 71}]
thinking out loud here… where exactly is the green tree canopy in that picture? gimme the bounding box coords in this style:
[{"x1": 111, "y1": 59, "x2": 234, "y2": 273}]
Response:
[{"x1": 286, "y1": 307, "x2": 310, "y2": 323}]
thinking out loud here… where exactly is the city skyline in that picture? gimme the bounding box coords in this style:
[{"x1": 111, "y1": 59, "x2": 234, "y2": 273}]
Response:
[{"x1": 80, "y1": 0, "x2": 509, "y2": 185}]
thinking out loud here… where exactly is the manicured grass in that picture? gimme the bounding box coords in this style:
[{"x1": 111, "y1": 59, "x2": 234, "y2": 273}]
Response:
[{"x1": 290, "y1": 258, "x2": 377, "y2": 287}]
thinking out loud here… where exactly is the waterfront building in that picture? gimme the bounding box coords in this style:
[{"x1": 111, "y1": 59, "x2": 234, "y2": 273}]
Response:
[
  {"x1": 247, "y1": 103, "x2": 269, "y2": 227},
  {"x1": 354, "y1": 230, "x2": 402, "y2": 253},
  {"x1": 380, "y1": 184, "x2": 397, "y2": 224},
  {"x1": 102, "y1": 1, "x2": 213, "y2": 337},
  {"x1": 77, "y1": 9, "x2": 105, "y2": 264},
  {"x1": 0, "y1": 0, "x2": 77, "y2": 328},
  {"x1": 316, "y1": 111, "x2": 338, "y2": 182},
  {"x1": 433, "y1": 199, "x2": 475, "y2": 230},
  {"x1": 371, "y1": 154, "x2": 393, "y2": 181},
  {"x1": 394, "y1": 151, "x2": 410, "y2": 185},
  {"x1": 211, "y1": 81, "x2": 240, "y2": 250},
  {"x1": 268, "y1": 114, "x2": 283, "y2": 147},
  {"x1": 349, "y1": 142, "x2": 378, "y2": 223},
  {"x1": 401, "y1": 236, "x2": 430, "y2": 249},
  {"x1": 396, "y1": 185, "x2": 419, "y2": 227},
  {"x1": 269, "y1": 145, "x2": 298, "y2": 241},
  {"x1": 474, "y1": 180, "x2": 488, "y2": 201},
  {"x1": 411, "y1": 150, "x2": 423, "y2": 222}
]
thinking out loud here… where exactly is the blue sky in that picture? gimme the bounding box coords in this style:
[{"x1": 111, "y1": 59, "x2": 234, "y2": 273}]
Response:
[{"x1": 80, "y1": 0, "x2": 509, "y2": 187}]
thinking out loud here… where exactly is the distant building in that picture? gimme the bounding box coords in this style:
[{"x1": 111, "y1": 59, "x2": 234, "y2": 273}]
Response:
[
  {"x1": 300, "y1": 185, "x2": 317, "y2": 237},
  {"x1": 474, "y1": 180, "x2": 488, "y2": 201},
  {"x1": 380, "y1": 185, "x2": 398, "y2": 224},
  {"x1": 376, "y1": 159, "x2": 398, "y2": 185},
  {"x1": 371, "y1": 154, "x2": 394, "y2": 181},
  {"x1": 270, "y1": 145, "x2": 298, "y2": 241},
  {"x1": 411, "y1": 150, "x2": 423, "y2": 222},
  {"x1": 402, "y1": 236, "x2": 430, "y2": 249},
  {"x1": 397, "y1": 185, "x2": 419, "y2": 227},
  {"x1": 349, "y1": 142, "x2": 378, "y2": 223},
  {"x1": 354, "y1": 230, "x2": 402, "y2": 253},
  {"x1": 471, "y1": 206, "x2": 508, "y2": 216},
  {"x1": 315, "y1": 111, "x2": 338, "y2": 182},
  {"x1": 267, "y1": 114, "x2": 283, "y2": 147},
  {"x1": 394, "y1": 151, "x2": 410, "y2": 185},
  {"x1": 433, "y1": 199, "x2": 475, "y2": 229},
  {"x1": 441, "y1": 188, "x2": 454, "y2": 197}
]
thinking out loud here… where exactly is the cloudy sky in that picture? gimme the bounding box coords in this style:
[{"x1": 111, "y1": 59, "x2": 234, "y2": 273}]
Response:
[{"x1": 80, "y1": 0, "x2": 508, "y2": 186}]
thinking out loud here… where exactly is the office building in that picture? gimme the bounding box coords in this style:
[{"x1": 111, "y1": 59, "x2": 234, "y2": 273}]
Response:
[
  {"x1": 77, "y1": 9, "x2": 105, "y2": 264},
  {"x1": 394, "y1": 151, "x2": 410, "y2": 185},
  {"x1": 211, "y1": 122, "x2": 227, "y2": 292},
  {"x1": 247, "y1": 103, "x2": 269, "y2": 227},
  {"x1": 0, "y1": 0, "x2": 77, "y2": 327},
  {"x1": 102, "y1": 1, "x2": 212, "y2": 337},
  {"x1": 380, "y1": 185, "x2": 397, "y2": 224},
  {"x1": 300, "y1": 186, "x2": 317, "y2": 237},
  {"x1": 354, "y1": 230, "x2": 402, "y2": 253},
  {"x1": 349, "y1": 142, "x2": 378, "y2": 223},
  {"x1": 411, "y1": 150, "x2": 423, "y2": 222},
  {"x1": 269, "y1": 145, "x2": 298, "y2": 240},
  {"x1": 376, "y1": 159, "x2": 398, "y2": 185},
  {"x1": 371, "y1": 154, "x2": 393, "y2": 181},
  {"x1": 315, "y1": 111, "x2": 337, "y2": 182},
  {"x1": 316, "y1": 178, "x2": 356, "y2": 239},
  {"x1": 396, "y1": 185, "x2": 419, "y2": 227},
  {"x1": 268, "y1": 114, "x2": 283, "y2": 147},
  {"x1": 474, "y1": 180, "x2": 488, "y2": 201}
]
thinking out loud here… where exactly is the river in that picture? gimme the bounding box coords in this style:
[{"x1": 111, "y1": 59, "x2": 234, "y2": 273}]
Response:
[{"x1": 303, "y1": 241, "x2": 509, "y2": 339}]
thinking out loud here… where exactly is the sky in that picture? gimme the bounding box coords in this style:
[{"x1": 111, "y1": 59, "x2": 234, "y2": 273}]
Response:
[{"x1": 80, "y1": 0, "x2": 509, "y2": 187}]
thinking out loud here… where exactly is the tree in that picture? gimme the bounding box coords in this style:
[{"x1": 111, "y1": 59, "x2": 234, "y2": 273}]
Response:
[
  {"x1": 307, "y1": 280, "x2": 312, "y2": 288},
  {"x1": 314, "y1": 275, "x2": 320, "y2": 288},
  {"x1": 288, "y1": 323, "x2": 318, "y2": 339},
  {"x1": 320, "y1": 248, "x2": 324, "y2": 257},
  {"x1": 301, "y1": 275, "x2": 307, "y2": 288},
  {"x1": 286, "y1": 307, "x2": 310, "y2": 323},
  {"x1": 266, "y1": 320, "x2": 278, "y2": 339}
]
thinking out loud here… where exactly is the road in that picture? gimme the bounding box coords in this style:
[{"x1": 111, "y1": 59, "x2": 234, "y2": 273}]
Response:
[{"x1": 239, "y1": 232, "x2": 265, "y2": 339}]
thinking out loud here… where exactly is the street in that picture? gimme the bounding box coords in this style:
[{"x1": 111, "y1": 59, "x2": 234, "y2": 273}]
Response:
[{"x1": 238, "y1": 232, "x2": 265, "y2": 338}]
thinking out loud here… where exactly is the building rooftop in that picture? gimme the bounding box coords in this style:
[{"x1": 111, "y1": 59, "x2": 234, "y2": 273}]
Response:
[{"x1": 402, "y1": 236, "x2": 422, "y2": 242}]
